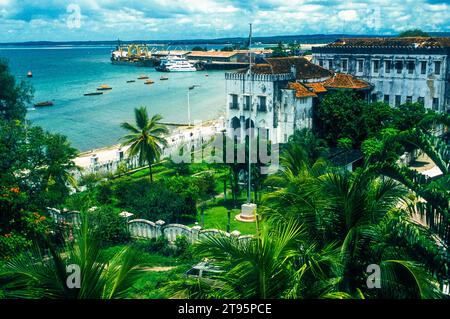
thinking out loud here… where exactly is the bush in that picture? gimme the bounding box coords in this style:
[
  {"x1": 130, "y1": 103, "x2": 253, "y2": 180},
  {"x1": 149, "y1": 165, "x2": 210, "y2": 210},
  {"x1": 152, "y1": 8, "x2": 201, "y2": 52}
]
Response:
[
  {"x1": 113, "y1": 177, "x2": 198, "y2": 223},
  {"x1": 87, "y1": 206, "x2": 130, "y2": 244},
  {"x1": 0, "y1": 233, "x2": 32, "y2": 260},
  {"x1": 96, "y1": 181, "x2": 113, "y2": 205},
  {"x1": 195, "y1": 172, "x2": 217, "y2": 201},
  {"x1": 133, "y1": 235, "x2": 192, "y2": 258},
  {"x1": 133, "y1": 237, "x2": 173, "y2": 256}
]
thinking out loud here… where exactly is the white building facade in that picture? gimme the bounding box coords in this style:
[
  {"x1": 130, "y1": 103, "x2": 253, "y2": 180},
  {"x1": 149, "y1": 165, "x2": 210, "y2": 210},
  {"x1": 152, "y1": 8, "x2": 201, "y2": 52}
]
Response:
[
  {"x1": 225, "y1": 57, "x2": 332, "y2": 144},
  {"x1": 312, "y1": 37, "x2": 450, "y2": 112}
]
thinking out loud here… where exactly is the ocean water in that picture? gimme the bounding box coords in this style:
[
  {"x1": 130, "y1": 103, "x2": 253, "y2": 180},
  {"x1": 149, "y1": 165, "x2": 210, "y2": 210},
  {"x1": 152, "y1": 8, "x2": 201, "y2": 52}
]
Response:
[{"x1": 0, "y1": 46, "x2": 226, "y2": 151}]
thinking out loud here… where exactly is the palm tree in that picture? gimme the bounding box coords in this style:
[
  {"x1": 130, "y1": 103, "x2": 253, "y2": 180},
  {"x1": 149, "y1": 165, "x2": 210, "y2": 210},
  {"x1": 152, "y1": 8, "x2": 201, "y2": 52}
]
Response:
[
  {"x1": 263, "y1": 166, "x2": 444, "y2": 298},
  {"x1": 0, "y1": 213, "x2": 145, "y2": 299},
  {"x1": 120, "y1": 107, "x2": 168, "y2": 182},
  {"x1": 167, "y1": 218, "x2": 344, "y2": 299}
]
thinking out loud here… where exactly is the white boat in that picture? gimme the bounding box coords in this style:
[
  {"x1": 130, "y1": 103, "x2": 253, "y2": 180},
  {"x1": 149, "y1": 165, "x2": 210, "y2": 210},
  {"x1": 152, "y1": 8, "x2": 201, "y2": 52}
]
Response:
[{"x1": 156, "y1": 55, "x2": 197, "y2": 72}]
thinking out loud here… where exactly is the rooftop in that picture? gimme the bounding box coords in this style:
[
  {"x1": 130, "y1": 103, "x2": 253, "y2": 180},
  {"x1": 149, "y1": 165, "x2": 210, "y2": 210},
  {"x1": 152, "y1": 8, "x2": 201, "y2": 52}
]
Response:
[
  {"x1": 323, "y1": 37, "x2": 450, "y2": 49},
  {"x1": 322, "y1": 73, "x2": 371, "y2": 90},
  {"x1": 240, "y1": 57, "x2": 333, "y2": 80},
  {"x1": 286, "y1": 82, "x2": 318, "y2": 98},
  {"x1": 304, "y1": 82, "x2": 327, "y2": 93}
]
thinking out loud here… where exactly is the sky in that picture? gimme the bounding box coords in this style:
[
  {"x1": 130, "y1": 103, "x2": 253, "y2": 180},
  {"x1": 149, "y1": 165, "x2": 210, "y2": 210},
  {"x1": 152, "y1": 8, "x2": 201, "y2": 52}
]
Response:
[{"x1": 0, "y1": 0, "x2": 449, "y2": 42}]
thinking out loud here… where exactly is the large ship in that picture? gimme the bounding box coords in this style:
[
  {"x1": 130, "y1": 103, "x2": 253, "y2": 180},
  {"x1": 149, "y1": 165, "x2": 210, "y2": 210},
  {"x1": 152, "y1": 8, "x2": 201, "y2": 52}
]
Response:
[
  {"x1": 155, "y1": 55, "x2": 197, "y2": 72},
  {"x1": 111, "y1": 43, "x2": 159, "y2": 67}
]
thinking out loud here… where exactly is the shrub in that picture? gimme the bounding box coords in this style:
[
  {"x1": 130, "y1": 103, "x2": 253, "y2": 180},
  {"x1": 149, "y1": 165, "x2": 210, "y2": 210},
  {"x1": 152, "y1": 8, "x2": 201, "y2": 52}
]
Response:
[
  {"x1": 113, "y1": 177, "x2": 198, "y2": 223},
  {"x1": 0, "y1": 233, "x2": 32, "y2": 260},
  {"x1": 195, "y1": 172, "x2": 217, "y2": 200},
  {"x1": 96, "y1": 181, "x2": 113, "y2": 205},
  {"x1": 87, "y1": 206, "x2": 130, "y2": 244},
  {"x1": 133, "y1": 237, "x2": 173, "y2": 256}
]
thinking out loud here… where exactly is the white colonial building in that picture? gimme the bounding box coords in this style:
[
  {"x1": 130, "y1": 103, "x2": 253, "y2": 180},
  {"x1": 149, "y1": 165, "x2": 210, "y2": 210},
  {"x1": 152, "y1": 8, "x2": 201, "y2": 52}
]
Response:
[
  {"x1": 225, "y1": 57, "x2": 371, "y2": 144},
  {"x1": 312, "y1": 37, "x2": 450, "y2": 112}
]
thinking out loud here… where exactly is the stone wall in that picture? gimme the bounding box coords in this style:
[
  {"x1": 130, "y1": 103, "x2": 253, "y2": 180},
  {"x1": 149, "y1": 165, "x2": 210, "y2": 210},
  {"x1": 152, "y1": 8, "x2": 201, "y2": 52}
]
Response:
[{"x1": 47, "y1": 208, "x2": 252, "y2": 243}]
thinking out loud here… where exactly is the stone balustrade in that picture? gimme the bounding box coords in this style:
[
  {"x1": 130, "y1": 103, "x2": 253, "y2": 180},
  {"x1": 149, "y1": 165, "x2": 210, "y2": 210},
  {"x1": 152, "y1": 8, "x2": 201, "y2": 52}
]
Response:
[{"x1": 47, "y1": 208, "x2": 252, "y2": 243}]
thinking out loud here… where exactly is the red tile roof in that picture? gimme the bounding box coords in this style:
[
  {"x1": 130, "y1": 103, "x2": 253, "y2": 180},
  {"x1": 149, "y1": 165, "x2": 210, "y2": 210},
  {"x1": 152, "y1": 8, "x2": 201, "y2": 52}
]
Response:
[
  {"x1": 286, "y1": 82, "x2": 317, "y2": 98},
  {"x1": 322, "y1": 73, "x2": 371, "y2": 90},
  {"x1": 304, "y1": 82, "x2": 327, "y2": 93}
]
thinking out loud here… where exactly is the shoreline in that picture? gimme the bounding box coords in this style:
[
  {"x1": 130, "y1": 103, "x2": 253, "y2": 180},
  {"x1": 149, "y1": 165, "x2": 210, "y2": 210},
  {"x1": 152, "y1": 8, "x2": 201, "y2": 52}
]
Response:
[{"x1": 74, "y1": 117, "x2": 225, "y2": 171}]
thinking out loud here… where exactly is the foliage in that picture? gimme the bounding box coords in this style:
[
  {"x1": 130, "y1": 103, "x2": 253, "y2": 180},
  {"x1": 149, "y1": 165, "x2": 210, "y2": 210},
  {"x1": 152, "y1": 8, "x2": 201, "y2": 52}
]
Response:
[
  {"x1": 112, "y1": 177, "x2": 197, "y2": 222},
  {"x1": 220, "y1": 46, "x2": 234, "y2": 52},
  {"x1": 263, "y1": 165, "x2": 444, "y2": 298},
  {"x1": 398, "y1": 29, "x2": 429, "y2": 37},
  {"x1": 120, "y1": 107, "x2": 169, "y2": 182},
  {"x1": 87, "y1": 206, "x2": 130, "y2": 244},
  {"x1": 0, "y1": 59, "x2": 33, "y2": 122},
  {"x1": 315, "y1": 91, "x2": 395, "y2": 147},
  {"x1": 169, "y1": 218, "x2": 344, "y2": 299},
  {"x1": 0, "y1": 233, "x2": 32, "y2": 260},
  {"x1": 0, "y1": 213, "x2": 145, "y2": 299}
]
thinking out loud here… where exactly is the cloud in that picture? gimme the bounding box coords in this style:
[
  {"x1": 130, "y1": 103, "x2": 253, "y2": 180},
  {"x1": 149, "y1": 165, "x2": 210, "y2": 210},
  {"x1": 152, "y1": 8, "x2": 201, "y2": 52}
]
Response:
[{"x1": 0, "y1": 0, "x2": 448, "y2": 42}]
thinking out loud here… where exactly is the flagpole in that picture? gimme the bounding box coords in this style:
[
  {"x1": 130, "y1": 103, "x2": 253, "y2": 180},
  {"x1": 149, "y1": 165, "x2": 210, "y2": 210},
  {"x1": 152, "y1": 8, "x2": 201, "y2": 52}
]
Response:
[{"x1": 247, "y1": 22, "x2": 252, "y2": 204}]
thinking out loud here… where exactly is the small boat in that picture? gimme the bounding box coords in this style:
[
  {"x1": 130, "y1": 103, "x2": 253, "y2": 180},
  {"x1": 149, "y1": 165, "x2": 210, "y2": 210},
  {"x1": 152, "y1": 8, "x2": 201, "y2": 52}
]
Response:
[
  {"x1": 126, "y1": 80, "x2": 136, "y2": 83},
  {"x1": 34, "y1": 101, "x2": 53, "y2": 107},
  {"x1": 27, "y1": 71, "x2": 33, "y2": 78},
  {"x1": 205, "y1": 74, "x2": 209, "y2": 77},
  {"x1": 160, "y1": 76, "x2": 169, "y2": 80},
  {"x1": 144, "y1": 80, "x2": 155, "y2": 85},
  {"x1": 138, "y1": 75, "x2": 149, "y2": 80},
  {"x1": 97, "y1": 84, "x2": 112, "y2": 91},
  {"x1": 84, "y1": 92, "x2": 103, "y2": 96}
]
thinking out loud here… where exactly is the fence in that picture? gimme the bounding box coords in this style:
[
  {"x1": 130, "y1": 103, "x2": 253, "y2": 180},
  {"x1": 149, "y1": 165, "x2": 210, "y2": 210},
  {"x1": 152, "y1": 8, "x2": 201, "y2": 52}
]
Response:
[
  {"x1": 47, "y1": 208, "x2": 253, "y2": 244},
  {"x1": 73, "y1": 119, "x2": 226, "y2": 180}
]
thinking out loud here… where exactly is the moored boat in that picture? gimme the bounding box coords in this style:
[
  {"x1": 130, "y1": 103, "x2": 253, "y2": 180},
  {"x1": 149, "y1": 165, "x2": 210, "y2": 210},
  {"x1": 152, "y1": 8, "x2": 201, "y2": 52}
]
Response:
[
  {"x1": 97, "y1": 84, "x2": 112, "y2": 91},
  {"x1": 27, "y1": 71, "x2": 33, "y2": 78},
  {"x1": 138, "y1": 75, "x2": 149, "y2": 80},
  {"x1": 127, "y1": 80, "x2": 136, "y2": 83},
  {"x1": 34, "y1": 101, "x2": 53, "y2": 107},
  {"x1": 160, "y1": 76, "x2": 169, "y2": 80},
  {"x1": 144, "y1": 80, "x2": 155, "y2": 85},
  {"x1": 84, "y1": 92, "x2": 103, "y2": 96}
]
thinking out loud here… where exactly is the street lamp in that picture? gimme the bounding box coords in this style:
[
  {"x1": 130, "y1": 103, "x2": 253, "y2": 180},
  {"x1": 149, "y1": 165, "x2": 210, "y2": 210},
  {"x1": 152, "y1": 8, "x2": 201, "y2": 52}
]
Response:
[{"x1": 187, "y1": 85, "x2": 200, "y2": 127}]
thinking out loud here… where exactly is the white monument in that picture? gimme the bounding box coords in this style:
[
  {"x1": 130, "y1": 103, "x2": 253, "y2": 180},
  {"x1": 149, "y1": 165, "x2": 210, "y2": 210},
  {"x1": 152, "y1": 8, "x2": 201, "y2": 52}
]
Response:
[{"x1": 236, "y1": 203, "x2": 257, "y2": 222}]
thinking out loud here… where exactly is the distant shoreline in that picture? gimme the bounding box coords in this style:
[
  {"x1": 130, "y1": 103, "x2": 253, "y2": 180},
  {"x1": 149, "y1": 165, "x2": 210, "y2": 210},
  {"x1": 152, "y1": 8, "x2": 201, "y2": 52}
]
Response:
[{"x1": 9, "y1": 32, "x2": 450, "y2": 47}]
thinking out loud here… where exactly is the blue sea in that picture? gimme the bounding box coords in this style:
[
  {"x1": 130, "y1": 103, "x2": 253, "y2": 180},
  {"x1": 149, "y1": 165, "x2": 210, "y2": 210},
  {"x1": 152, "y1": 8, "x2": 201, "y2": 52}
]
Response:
[{"x1": 0, "y1": 45, "x2": 226, "y2": 151}]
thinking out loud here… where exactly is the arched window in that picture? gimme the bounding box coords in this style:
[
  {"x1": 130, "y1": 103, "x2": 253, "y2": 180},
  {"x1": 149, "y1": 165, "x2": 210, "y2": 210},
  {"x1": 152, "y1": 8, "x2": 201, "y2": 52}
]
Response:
[{"x1": 231, "y1": 117, "x2": 241, "y2": 129}]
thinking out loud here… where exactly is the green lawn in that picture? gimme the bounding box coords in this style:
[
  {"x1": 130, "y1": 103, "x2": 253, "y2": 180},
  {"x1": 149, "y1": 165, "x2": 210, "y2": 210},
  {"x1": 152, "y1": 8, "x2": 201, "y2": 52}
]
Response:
[{"x1": 188, "y1": 204, "x2": 259, "y2": 235}]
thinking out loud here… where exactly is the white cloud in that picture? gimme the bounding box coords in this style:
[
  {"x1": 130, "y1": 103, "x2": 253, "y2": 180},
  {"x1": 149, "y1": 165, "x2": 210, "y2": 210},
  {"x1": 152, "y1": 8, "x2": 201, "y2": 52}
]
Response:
[
  {"x1": 0, "y1": 0, "x2": 448, "y2": 42},
  {"x1": 337, "y1": 9, "x2": 358, "y2": 22}
]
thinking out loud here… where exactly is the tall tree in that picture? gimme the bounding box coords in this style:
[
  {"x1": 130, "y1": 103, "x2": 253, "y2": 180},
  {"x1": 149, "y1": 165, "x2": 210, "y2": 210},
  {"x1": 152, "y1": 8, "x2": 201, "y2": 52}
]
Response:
[
  {"x1": 120, "y1": 107, "x2": 168, "y2": 182},
  {"x1": 0, "y1": 59, "x2": 33, "y2": 122}
]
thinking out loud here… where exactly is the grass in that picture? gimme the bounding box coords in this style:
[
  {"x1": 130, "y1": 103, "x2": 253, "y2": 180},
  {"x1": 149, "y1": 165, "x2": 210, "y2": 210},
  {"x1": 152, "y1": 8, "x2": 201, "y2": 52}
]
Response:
[
  {"x1": 101, "y1": 244, "x2": 194, "y2": 299},
  {"x1": 188, "y1": 204, "x2": 259, "y2": 235}
]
